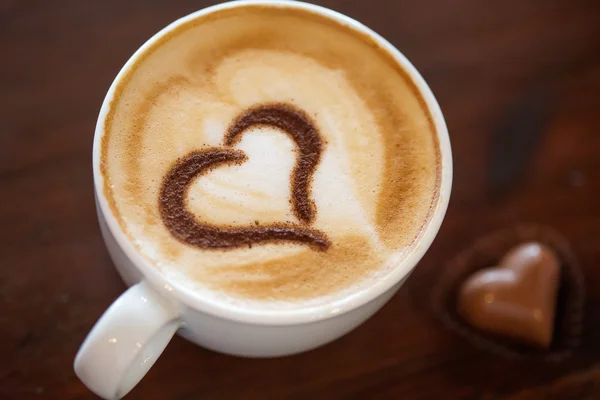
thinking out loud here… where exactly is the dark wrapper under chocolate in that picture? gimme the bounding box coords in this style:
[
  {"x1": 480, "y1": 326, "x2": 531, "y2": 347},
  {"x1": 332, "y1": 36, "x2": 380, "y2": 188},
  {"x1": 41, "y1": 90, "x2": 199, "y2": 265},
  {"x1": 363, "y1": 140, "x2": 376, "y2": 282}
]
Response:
[{"x1": 432, "y1": 225, "x2": 584, "y2": 361}]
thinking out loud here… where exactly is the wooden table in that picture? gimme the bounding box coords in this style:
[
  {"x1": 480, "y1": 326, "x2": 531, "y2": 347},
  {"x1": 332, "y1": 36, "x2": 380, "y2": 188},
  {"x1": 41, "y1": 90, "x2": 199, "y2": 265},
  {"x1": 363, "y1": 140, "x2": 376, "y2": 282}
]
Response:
[{"x1": 2, "y1": 0, "x2": 600, "y2": 398}]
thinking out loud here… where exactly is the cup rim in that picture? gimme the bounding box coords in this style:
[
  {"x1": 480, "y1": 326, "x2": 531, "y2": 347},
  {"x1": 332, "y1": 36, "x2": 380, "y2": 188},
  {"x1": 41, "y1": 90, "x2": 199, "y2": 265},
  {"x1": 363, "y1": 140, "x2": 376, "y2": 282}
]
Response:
[{"x1": 92, "y1": 0, "x2": 453, "y2": 325}]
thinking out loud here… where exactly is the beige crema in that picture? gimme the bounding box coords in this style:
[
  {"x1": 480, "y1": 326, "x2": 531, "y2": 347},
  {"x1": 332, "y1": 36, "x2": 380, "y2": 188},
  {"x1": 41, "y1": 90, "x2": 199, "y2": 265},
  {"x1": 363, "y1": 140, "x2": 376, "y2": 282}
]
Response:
[{"x1": 101, "y1": 5, "x2": 440, "y2": 309}]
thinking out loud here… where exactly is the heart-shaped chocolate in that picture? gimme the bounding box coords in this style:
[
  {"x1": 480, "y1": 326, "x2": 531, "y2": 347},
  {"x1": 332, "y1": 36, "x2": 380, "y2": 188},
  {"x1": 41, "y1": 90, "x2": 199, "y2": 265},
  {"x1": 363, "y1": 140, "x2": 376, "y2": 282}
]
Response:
[
  {"x1": 159, "y1": 103, "x2": 331, "y2": 251},
  {"x1": 457, "y1": 242, "x2": 560, "y2": 348}
]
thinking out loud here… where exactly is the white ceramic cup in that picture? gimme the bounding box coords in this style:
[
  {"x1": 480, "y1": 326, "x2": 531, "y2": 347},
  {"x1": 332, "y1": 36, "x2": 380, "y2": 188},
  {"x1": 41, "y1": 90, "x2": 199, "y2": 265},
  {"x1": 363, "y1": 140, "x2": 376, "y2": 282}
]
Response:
[{"x1": 74, "y1": 1, "x2": 452, "y2": 398}]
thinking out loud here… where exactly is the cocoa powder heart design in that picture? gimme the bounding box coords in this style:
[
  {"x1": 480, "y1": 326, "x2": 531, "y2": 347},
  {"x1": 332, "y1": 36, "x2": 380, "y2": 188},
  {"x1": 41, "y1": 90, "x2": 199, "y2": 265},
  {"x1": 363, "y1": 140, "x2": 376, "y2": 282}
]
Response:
[
  {"x1": 159, "y1": 103, "x2": 330, "y2": 251},
  {"x1": 457, "y1": 242, "x2": 560, "y2": 348}
]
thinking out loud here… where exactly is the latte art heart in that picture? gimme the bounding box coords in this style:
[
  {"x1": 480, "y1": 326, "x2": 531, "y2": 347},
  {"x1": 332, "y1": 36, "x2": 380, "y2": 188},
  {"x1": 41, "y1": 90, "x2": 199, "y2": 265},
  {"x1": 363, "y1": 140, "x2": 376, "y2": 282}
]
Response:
[
  {"x1": 100, "y1": 5, "x2": 441, "y2": 306},
  {"x1": 159, "y1": 103, "x2": 330, "y2": 251}
]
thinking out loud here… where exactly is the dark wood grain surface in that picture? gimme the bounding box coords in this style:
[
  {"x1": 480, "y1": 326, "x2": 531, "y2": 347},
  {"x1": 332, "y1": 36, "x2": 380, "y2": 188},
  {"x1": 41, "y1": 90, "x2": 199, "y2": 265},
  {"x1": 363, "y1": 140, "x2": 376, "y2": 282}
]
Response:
[{"x1": 2, "y1": 0, "x2": 600, "y2": 399}]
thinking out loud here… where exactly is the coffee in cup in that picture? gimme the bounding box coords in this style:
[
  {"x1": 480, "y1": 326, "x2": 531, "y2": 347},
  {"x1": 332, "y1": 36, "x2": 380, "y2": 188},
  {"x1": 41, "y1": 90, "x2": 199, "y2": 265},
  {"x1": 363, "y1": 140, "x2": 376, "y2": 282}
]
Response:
[{"x1": 100, "y1": 4, "x2": 441, "y2": 308}]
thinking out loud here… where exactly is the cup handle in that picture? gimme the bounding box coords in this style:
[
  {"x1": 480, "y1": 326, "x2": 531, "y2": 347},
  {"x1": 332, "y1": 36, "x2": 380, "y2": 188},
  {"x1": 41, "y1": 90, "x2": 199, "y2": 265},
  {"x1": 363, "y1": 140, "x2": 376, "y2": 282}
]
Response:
[{"x1": 74, "y1": 281, "x2": 182, "y2": 399}]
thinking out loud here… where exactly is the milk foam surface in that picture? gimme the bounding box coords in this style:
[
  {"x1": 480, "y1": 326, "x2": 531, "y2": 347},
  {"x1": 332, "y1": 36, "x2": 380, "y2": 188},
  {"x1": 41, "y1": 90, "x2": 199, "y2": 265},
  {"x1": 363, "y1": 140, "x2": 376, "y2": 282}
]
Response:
[{"x1": 101, "y1": 5, "x2": 441, "y2": 309}]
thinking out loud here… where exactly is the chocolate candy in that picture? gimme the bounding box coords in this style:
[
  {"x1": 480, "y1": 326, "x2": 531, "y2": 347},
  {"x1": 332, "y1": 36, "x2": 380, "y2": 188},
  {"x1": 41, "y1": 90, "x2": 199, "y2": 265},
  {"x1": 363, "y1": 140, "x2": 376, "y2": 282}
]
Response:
[{"x1": 457, "y1": 242, "x2": 560, "y2": 349}]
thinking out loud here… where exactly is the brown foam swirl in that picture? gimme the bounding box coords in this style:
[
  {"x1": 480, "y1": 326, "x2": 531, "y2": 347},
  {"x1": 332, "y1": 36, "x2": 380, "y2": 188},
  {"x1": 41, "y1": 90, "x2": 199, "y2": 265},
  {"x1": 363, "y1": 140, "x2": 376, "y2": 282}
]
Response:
[
  {"x1": 226, "y1": 103, "x2": 322, "y2": 223},
  {"x1": 159, "y1": 148, "x2": 330, "y2": 250},
  {"x1": 101, "y1": 5, "x2": 442, "y2": 304}
]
